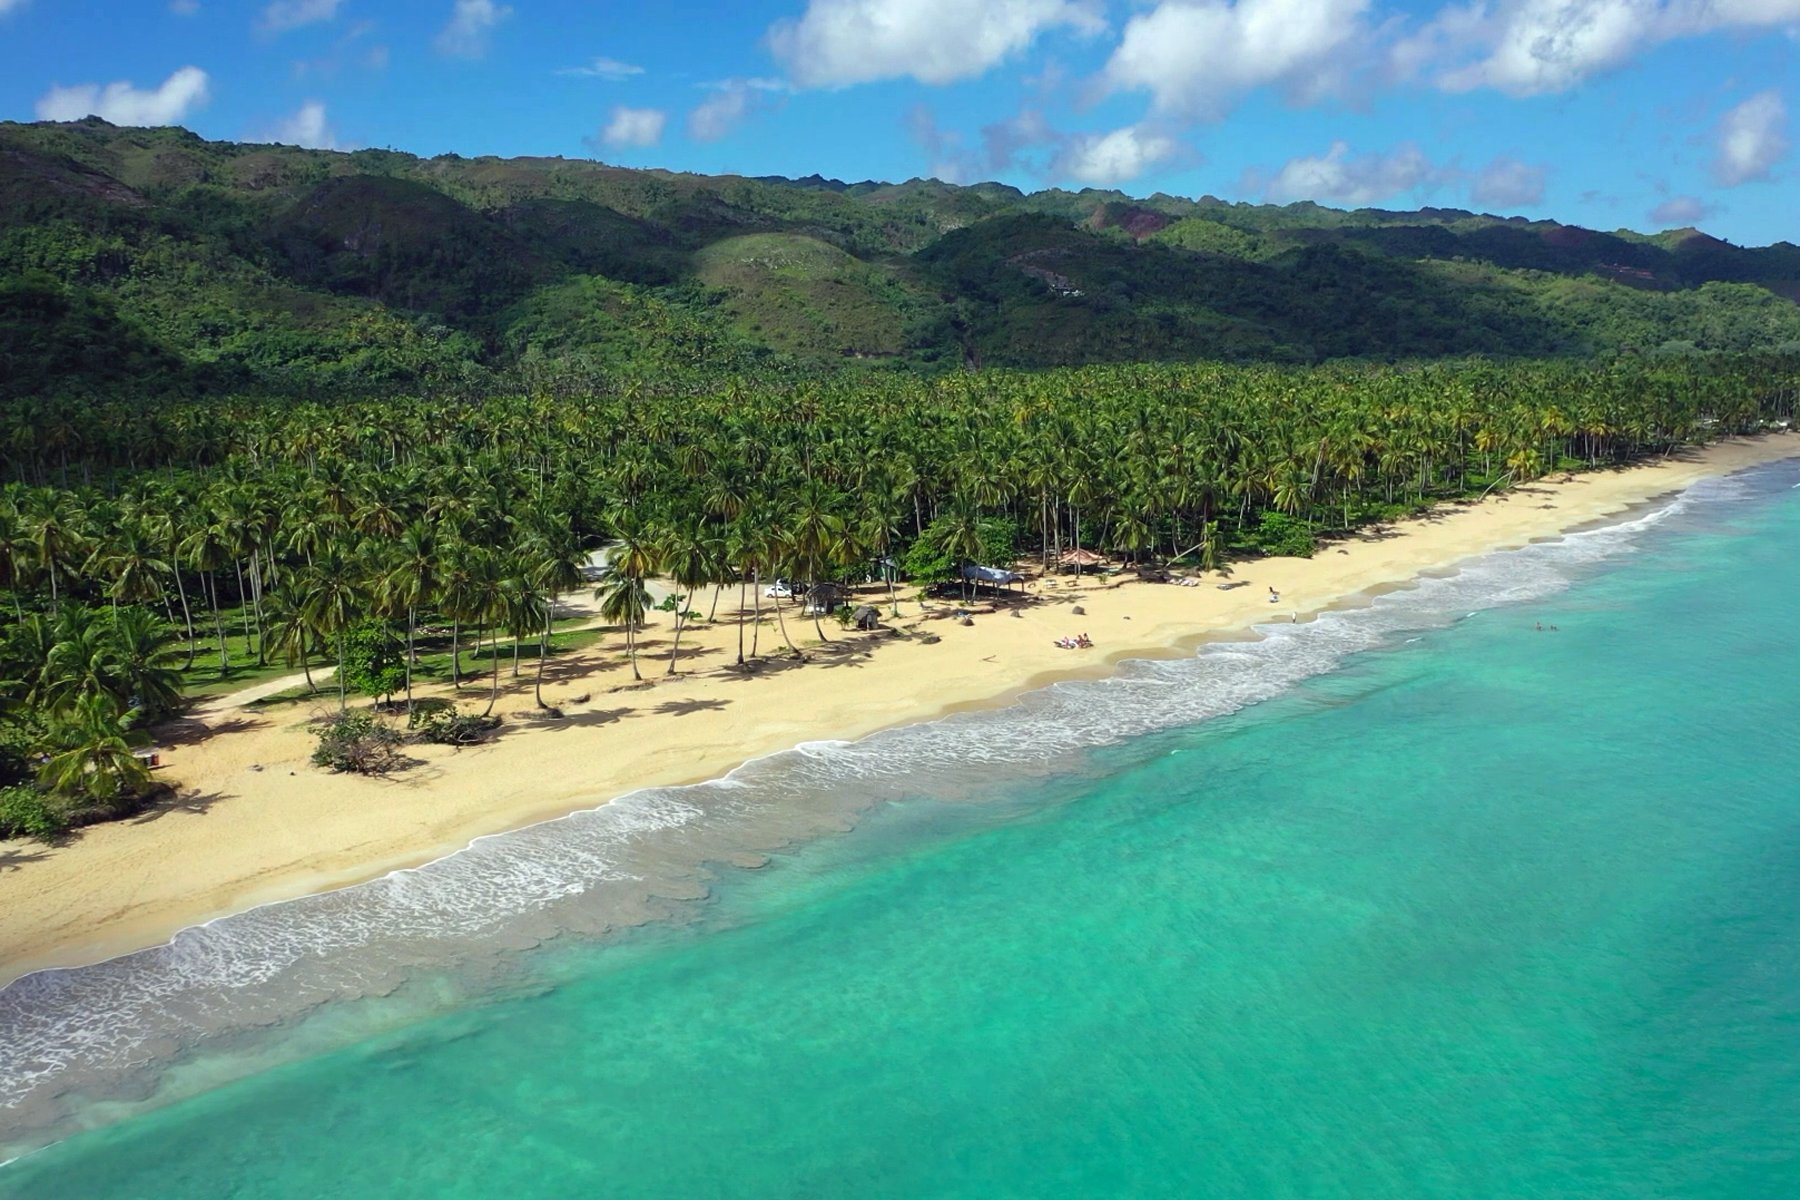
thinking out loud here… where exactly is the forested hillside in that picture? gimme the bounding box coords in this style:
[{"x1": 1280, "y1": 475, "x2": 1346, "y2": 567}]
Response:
[{"x1": 4, "y1": 117, "x2": 1800, "y2": 401}]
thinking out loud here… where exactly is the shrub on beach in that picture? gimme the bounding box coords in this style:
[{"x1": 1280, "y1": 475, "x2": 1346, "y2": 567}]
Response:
[
  {"x1": 409, "y1": 704, "x2": 500, "y2": 747},
  {"x1": 1243, "y1": 512, "x2": 1316, "y2": 558},
  {"x1": 311, "y1": 713, "x2": 405, "y2": 775},
  {"x1": 0, "y1": 786, "x2": 68, "y2": 842}
]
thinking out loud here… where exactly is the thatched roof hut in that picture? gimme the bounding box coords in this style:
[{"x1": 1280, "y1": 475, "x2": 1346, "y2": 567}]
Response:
[{"x1": 803, "y1": 582, "x2": 848, "y2": 615}]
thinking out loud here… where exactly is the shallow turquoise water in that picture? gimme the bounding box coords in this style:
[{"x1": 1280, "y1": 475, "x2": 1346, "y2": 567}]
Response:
[{"x1": 6, "y1": 470, "x2": 1800, "y2": 1198}]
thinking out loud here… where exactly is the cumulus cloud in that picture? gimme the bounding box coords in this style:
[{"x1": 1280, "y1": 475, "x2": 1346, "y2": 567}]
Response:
[
  {"x1": 1254, "y1": 141, "x2": 1448, "y2": 205},
  {"x1": 600, "y1": 106, "x2": 667, "y2": 149},
  {"x1": 688, "y1": 79, "x2": 784, "y2": 142},
  {"x1": 1712, "y1": 89, "x2": 1788, "y2": 185},
  {"x1": 255, "y1": 100, "x2": 339, "y2": 149},
  {"x1": 36, "y1": 66, "x2": 211, "y2": 126},
  {"x1": 770, "y1": 0, "x2": 1105, "y2": 88},
  {"x1": 1470, "y1": 155, "x2": 1548, "y2": 206},
  {"x1": 1399, "y1": 0, "x2": 1800, "y2": 97},
  {"x1": 261, "y1": 0, "x2": 343, "y2": 33},
  {"x1": 560, "y1": 57, "x2": 644, "y2": 81},
  {"x1": 0, "y1": 0, "x2": 29, "y2": 15},
  {"x1": 1102, "y1": 0, "x2": 1373, "y2": 122},
  {"x1": 1052, "y1": 125, "x2": 1179, "y2": 185},
  {"x1": 436, "y1": 0, "x2": 511, "y2": 58},
  {"x1": 1649, "y1": 193, "x2": 1716, "y2": 225}
]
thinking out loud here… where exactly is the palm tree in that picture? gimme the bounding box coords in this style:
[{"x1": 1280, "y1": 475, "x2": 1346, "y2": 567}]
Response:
[
  {"x1": 263, "y1": 585, "x2": 322, "y2": 694},
  {"x1": 787, "y1": 482, "x2": 848, "y2": 642},
  {"x1": 596, "y1": 568, "x2": 651, "y2": 682},
  {"x1": 103, "y1": 606, "x2": 185, "y2": 725},
  {"x1": 177, "y1": 510, "x2": 236, "y2": 676},
  {"x1": 378, "y1": 522, "x2": 440, "y2": 716},
  {"x1": 520, "y1": 518, "x2": 585, "y2": 708},
  {"x1": 22, "y1": 488, "x2": 86, "y2": 613},
  {"x1": 39, "y1": 692, "x2": 151, "y2": 808},
  {"x1": 300, "y1": 551, "x2": 364, "y2": 713},
  {"x1": 656, "y1": 521, "x2": 715, "y2": 676}
]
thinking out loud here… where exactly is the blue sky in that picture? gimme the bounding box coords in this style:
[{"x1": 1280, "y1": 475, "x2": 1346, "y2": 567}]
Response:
[{"x1": 0, "y1": 0, "x2": 1794, "y2": 245}]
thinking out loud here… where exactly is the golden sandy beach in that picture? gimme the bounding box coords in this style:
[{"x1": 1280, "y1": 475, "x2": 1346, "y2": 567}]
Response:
[{"x1": 2, "y1": 434, "x2": 1795, "y2": 987}]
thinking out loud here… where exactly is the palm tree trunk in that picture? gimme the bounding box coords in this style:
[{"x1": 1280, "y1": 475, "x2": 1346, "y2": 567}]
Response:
[
  {"x1": 736, "y1": 577, "x2": 748, "y2": 666},
  {"x1": 450, "y1": 620, "x2": 462, "y2": 689},
  {"x1": 626, "y1": 621, "x2": 641, "y2": 681},
  {"x1": 231, "y1": 561, "x2": 252, "y2": 654},
  {"x1": 751, "y1": 570, "x2": 763, "y2": 657},
  {"x1": 404, "y1": 606, "x2": 416, "y2": 717},
  {"x1": 207, "y1": 572, "x2": 230, "y2": 674},
  {"x1": 250, "y1": 552, "x2": 268, "y2": 666},
  {"x1": 336, "y1": 631, "x2": 347, "y2": 713},
  {"x1": 534, "y1": 607, "x2": 551, "y2": 707},
  {"x1": 666, "y1": 612, "x2": 685, "y2": 676},
  {"x1": 773, "y1": 589, "x2": 798, "y2": 655},
  {"x1": 484, "y1": 627, "x2": 501, "y2": 717}
]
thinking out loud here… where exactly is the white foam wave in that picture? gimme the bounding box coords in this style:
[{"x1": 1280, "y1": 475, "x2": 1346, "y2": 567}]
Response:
[{"x1": 0, "y1": 466, "x2": 1776, "y2": 1142}]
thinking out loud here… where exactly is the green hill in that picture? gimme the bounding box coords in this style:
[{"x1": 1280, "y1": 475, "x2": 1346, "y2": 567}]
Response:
[{"x1": 3, "y1": 117, "x2": 1798, "y2": 399}]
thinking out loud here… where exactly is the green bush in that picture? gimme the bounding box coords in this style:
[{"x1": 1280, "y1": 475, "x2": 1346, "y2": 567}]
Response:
[
  {"x1": 311, "y1": 712, "x2": 405, "y2": 775},
  {"x1": 343, "y1": 621, "x2": 406, "y2": 703},
  {"x1": 1247, "y1": 511, "x2": 1316, "y2": 558},
  {"x1": 0, "y1": 786, "x2": 68, "y2": 842}
]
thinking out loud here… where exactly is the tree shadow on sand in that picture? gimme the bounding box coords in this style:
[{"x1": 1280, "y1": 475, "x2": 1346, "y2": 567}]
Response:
[
  {"x1": 130, "y1": 789, "x2": 234, "y2": 824},
  {"x1": 654, "y1": 697, "x2": 730, "y2": 717}
]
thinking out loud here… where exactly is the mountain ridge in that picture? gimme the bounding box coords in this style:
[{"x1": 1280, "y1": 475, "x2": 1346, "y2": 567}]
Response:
[{"x1": 3, "y1": 117, "x2": 1799, "y2": 399}]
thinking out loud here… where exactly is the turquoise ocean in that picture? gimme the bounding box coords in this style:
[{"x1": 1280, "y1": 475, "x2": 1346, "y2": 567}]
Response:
[{"x1": 2, "y1": 458, "x2": 1798, "y2": 1198}]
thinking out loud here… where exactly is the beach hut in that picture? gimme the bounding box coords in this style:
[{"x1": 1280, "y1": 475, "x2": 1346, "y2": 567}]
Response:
[
  {"x1": 1058, "y1": 548, "x2": 1105, "y2": 575},
  {"x1": 803, "y1": 582, "x2": 847, "y2": 616},
  {"x1": 958, "y1": 563, "x2": 1024, "y2": 592}
]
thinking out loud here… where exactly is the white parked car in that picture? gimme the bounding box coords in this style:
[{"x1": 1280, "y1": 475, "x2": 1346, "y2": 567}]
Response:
[{"x1": 764, "y1": 580, "x2": 794, "y2": 599}]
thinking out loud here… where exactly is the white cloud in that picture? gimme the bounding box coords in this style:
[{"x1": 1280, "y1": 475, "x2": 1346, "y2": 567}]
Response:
[
  {"x1": 0, "y1": 0, "x2": 28, "y2": 16},
  {"x1": 1649, "y1": 193, "x2": 1716, "y2": 225},
  {"x1": 255, "y1": 100, "x2": 339, "y2": 149},
  {"x1": 1102, "y1": 0, "x2": 1373, "y2": 122},
  {"x1": 1470, "y1": 155, "x2": 1548, "y2": 206},
  {"x1": 769, "y1": 0, "x2": 1105, "y2": 88},
  {"x1": 260, "y1": 0, "x2": 343, "y2": 34},
  {"x1": 436, "y1": 0, "x2": 511, "y2": 58},
  {"x1": 170, "y1": 0, "x2": 201, "y2": 15},
  {"x1": 1401, "y1": 0, "x2": 1800, "y2": 97},
  {"x1": 560, "y1": 56, "x2": 644, "y2": 81},
  {"x1": 600, "y1": 106, "x2": 667, "y2": 149},
  {"x1": 36, "y1": 66, "x2": 211, "y2": 126},
  {"x1": 1052, "y1": 125, "x2": 1179, "y2": 185},
  {"x1": 1712, "y1": 89, "x2": 1788, "y2": 185},
  {"x1": 1258, "y1": 140, "x2": 1446, "y2": 205},
  {"x1": 688, "y1": 79, "x2": 777, "y2": 142}
]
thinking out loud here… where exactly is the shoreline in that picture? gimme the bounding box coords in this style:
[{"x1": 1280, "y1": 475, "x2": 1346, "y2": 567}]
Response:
[{"x1": 3, "y1": 433, "x2": 1798, "y2": 988}]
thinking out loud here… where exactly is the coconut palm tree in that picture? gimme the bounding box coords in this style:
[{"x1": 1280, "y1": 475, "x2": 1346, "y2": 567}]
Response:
[{"x1": 39, "y1": 692, "x2": 151, "y2": 808}]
